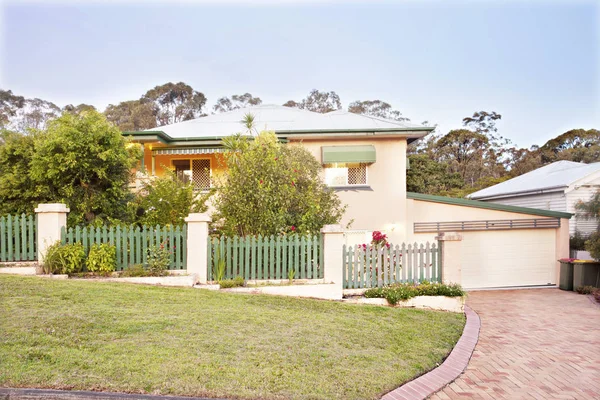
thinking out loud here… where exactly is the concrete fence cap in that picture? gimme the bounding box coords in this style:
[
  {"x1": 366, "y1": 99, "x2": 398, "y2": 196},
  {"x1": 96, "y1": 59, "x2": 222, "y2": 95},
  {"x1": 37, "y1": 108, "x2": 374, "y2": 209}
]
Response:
[
  {"x1": 34, "y1": 203, "x2": 70, "y2": 213},
  {"x1": 320, "y1": 224, "x2": 345, "y2": 234},
  {"x1": 185, "y1": 213, "x2": 212, "y2": 223}
]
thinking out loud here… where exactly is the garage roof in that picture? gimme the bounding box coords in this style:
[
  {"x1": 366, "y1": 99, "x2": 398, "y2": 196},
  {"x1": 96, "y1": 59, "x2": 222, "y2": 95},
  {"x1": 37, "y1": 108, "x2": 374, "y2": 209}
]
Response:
[{"x1": 408, "y1": 192, "x2": 573, "y2": 219}]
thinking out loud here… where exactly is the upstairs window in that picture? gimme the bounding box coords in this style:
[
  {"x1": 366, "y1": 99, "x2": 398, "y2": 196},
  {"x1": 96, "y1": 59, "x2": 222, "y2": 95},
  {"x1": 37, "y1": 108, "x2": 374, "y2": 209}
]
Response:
[{"x1": 324, "y1": 163, "x2": 368, "y2": 187}]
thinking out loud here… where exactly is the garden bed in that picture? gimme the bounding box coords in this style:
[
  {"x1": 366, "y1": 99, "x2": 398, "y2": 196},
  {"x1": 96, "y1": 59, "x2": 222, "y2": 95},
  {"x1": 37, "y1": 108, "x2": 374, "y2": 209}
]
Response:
[{"x1": 0, "y1": 275, "x2": 465, "y2": 400}]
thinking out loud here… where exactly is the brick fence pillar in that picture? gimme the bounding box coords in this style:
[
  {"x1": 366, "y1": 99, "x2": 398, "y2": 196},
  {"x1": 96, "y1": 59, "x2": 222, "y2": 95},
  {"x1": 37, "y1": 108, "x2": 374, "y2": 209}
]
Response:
[
  {"x1": 435, "y1": 232, "x2": 463, "y2": 285},
  {"x1": 34, "y1": 203, "x2": 69, "y2": 264},
  {"x1": 184, "y1": 213, "x2": 211, "y2": 284}
]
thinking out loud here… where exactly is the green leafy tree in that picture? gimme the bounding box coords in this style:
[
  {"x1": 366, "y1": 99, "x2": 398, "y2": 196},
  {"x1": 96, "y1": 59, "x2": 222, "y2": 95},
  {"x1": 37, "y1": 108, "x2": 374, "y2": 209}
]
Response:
[
  {"x1": 0, "y1": 130, "x2": 52, "y2": 214},
  {"x1": 348, "y1": 100, "x2": 409, "y2": 121},
  {"x1": 132, "y1": 169, "x2": 212, "y2": 226},
  {"x1": 213, "y1": 93, "x2": 262, "y2": 113},
  {"x1": 435, "y1": 129, "x2": 490, "y2": 183},
  {"x1": 214, "y1": 131, "x2": 345, "y2": 236},
  {"x1": 28, "y1": 111, "x2": 141, "y2": 225},
  {"x1": 63, "y1": 103, "x2": 97, "y2": 114},
  {"x1": 406, "y1": 154, "x2": 463, "y2": 194},
  {"x1": 283, "y1": 89, "x2": 342, "y2": 113}
]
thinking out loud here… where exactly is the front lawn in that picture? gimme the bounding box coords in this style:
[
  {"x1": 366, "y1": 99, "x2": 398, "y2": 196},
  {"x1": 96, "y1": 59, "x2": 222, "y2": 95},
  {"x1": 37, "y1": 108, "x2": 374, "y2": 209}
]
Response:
[{"x1": 0, "y1": 276, "x2": 464, "y2": 400}]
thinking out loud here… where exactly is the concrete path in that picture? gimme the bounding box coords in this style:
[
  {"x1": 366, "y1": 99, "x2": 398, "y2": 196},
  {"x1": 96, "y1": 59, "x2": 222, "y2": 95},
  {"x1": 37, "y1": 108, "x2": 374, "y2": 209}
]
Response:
[{"x1": 430, "y1": 289, "x2": 600, "y2": 400}]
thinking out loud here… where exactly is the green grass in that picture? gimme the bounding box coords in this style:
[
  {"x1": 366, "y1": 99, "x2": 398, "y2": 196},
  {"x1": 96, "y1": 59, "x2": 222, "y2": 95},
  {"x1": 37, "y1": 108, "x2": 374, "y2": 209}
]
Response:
[{"x1": 0, "y1": 275, "x2": 465, "y2": 400}]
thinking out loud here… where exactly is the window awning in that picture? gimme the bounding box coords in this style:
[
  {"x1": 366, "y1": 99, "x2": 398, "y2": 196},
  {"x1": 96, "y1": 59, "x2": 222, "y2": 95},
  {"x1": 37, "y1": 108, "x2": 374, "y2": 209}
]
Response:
[
  {"x1": 152, "y1": 147, "x2": 225, "y2": 156},
  {"x1": 321, "y1": 145, "x2": 376, "y2": 164}
]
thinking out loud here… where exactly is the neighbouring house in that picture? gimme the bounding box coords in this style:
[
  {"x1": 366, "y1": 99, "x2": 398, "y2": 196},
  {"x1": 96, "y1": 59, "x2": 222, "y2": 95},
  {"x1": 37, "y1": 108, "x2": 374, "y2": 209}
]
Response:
[
  {"x1": 468, "y1": 160, "x2": 600, "y2": 236},
  {"x1": 125, "y1": 104, "x2": 572, "y2": 289}
]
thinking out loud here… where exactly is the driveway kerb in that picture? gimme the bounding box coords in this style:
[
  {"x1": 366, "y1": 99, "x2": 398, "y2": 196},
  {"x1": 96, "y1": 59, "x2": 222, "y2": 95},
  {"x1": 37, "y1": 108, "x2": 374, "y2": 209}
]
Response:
[{"x1": 381, "y1": 305, "x2": 480, "y2": 400}]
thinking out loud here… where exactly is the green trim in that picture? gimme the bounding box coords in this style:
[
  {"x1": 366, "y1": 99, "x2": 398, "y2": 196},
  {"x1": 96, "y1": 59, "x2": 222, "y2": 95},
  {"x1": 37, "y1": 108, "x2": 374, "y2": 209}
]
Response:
[
  {"x1": 407, "y1": 192, "x2": 573, "y2": 219},
  {"x1": 123, "y1": 127, "x2": 433, "y2": 144},
  {"x1": 322, "y1": 145, "x2": 376, "y2": 163}
]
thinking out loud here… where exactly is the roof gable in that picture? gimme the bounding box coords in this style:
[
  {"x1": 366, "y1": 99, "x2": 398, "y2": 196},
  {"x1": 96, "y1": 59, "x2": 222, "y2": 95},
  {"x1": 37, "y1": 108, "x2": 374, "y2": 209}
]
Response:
[{"x1": 469, "y1": 160, "x2": 600, "y2": 200}]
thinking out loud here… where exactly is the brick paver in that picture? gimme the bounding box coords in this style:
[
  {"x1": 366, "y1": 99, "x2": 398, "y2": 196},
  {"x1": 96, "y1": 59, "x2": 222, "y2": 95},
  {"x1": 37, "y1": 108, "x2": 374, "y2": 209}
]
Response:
[{"x1": 430, "y1": 289, "x2": 600, "y2": 400}]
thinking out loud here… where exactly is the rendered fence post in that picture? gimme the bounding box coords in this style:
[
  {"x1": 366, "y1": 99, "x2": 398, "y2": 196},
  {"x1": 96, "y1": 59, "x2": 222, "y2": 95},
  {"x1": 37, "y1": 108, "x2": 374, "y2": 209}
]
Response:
[
  {"x1": 320, "y1": 224, "x2": 345, "y2": 300},
  {"x1": 34, "y1": 203, "x2": 69, "y2": 265},
  {"x1": 184, "y1": 213, "x2": 211, "y2": 284},
  {"x1": 435, "y1": 232, "x2": 463, "y2": 285}
]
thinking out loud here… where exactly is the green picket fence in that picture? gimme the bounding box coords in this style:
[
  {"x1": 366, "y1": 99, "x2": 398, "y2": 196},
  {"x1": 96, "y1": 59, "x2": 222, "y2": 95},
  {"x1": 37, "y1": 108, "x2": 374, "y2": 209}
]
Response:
[
  {"x1": 343, "y1": 242, "x2": 441, "y2": 289},
  {"x1": 61, "y1": 224, "x2": 187, "y2": 271},
  {"x1": 208, "y1": 234, "x2": 322, "y2": 281},
  {"x1": 0, "y1": 214, "x2": 37, "y2": 262}
]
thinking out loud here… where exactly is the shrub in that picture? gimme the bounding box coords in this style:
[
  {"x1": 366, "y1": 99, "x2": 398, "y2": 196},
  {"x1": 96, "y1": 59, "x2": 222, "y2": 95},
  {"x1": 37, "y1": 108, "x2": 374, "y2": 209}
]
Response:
[
  {"x1": 575, "y1": 285, "x2": 596, "y2": 295},
  {"x1": 570, "y1": 231, "x2": 587, "y2": 251},
  {"x1": 364, "y1": 282, "x2": 465, "y2": 305},
  {"x1": 42, "y1": 242, "x2": 85, "y2": 274},
  {"x1": 584, "y1": 231, "x2": 600, "y2": 261},
  {"x1": 86, "y1": 243, "x2": 117, "y2": 273},
  {"x1": 219, "y1": 276, "x2": 245, "y2": 289},
  {"x1": 146, "y1": 243, "x2": 170, "y2": 276},
  {"x1": 594, "y1": 289, "x2": 600, "y2": 303},
  {"x1": 120, "y1": 264, "x2": 148, "y2": 277}
]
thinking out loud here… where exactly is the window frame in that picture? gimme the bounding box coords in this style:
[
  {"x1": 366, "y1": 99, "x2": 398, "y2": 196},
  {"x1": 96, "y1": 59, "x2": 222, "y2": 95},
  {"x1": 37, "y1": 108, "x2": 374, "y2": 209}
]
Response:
[
  {"x1": 170, "y1": 157, "x2": 212, "y2": 192},
  {"x1": 323, "y1": 162, "x2": 370, "y2": 188}
]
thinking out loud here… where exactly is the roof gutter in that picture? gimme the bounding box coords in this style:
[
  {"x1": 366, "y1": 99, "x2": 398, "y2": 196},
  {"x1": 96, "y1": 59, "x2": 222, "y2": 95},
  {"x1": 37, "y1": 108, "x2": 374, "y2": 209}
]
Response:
[{"x1": 468, "y1": 185, "x2": 568, "y2": 200}]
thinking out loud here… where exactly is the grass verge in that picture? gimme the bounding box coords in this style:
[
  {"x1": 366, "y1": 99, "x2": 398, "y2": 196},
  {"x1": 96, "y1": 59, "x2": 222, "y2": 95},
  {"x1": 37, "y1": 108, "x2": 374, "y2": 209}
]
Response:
[{"x1": 0, "y1": 275, "x2": 465, "y2": 400}]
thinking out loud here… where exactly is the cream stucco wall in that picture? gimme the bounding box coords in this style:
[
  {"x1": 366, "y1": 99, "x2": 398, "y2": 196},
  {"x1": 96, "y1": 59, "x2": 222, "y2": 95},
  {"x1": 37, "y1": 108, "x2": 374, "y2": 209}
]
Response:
[
  {"x1": 407, "y1": 199, "x2": 571, "y2": 288},
  {"x1": 295, "y1": 138, "x2": 408, "y2": 244}
]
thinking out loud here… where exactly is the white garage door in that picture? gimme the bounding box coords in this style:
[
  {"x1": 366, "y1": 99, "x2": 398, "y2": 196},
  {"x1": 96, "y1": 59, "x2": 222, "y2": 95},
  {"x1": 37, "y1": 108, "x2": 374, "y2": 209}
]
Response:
[{"x1": 461, "y1": 229, "x2": 556, "y2": 289}]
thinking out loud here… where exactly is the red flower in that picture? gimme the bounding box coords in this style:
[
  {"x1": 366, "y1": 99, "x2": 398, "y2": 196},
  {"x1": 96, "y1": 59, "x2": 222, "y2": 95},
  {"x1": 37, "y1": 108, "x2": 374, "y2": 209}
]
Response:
[
  {"x1": 291, "y1": 181, "x2": 295, "y2": 186},
  {"x1": 260, "y1": 179, "x2": 263, "y2": 184},
  {"x1": 291, "y1": 226, "x2": 296, "y2": 232}
]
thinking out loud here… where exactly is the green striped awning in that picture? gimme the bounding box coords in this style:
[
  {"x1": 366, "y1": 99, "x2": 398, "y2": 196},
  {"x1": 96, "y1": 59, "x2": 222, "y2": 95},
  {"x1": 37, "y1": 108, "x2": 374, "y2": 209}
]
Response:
[
  {"x1": 321, "y1": 145, "x2": 376, "y2": 164},
  {"x1": 152, "y1": 147, "x2": 225, "y2": 156}
]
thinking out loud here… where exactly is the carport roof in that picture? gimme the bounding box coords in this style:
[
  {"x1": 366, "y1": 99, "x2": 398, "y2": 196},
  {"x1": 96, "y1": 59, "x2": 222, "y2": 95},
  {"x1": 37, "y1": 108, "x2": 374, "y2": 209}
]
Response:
[{"x1": 407, "y1": 192, "x2": 573, "y2": 219}]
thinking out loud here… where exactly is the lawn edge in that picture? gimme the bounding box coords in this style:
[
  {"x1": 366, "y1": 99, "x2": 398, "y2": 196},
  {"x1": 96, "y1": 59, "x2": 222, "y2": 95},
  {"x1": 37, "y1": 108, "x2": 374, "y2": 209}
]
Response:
[
  {"x1": 0, "y1": 387, "x2": 225, "y2": 400},
  {"x1": 380, "y1": 305, "x2": 481, "y2": 400}
]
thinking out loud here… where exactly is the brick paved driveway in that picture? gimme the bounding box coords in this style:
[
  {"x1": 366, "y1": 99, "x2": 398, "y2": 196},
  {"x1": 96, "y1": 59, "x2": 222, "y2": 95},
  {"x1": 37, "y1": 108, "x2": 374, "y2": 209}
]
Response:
[{"x1": 430, "y1": 289, "x2": 600, "y2": 400}]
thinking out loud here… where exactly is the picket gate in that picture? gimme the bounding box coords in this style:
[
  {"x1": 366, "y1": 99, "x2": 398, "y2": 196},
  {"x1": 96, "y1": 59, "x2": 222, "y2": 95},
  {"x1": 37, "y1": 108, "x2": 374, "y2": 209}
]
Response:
[
  {"x1": 208, "y1": 234, "x2": 322, "y2": 281},
  {"x1": 343, "y1": 242, "x2": 441, "y2": 289}
]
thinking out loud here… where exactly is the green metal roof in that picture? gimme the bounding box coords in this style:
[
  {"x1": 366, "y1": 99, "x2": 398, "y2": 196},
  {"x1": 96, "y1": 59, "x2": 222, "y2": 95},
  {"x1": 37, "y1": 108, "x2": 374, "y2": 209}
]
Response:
[{"x1": 407, "y1": 192, "x2": 573, "y2": 219}]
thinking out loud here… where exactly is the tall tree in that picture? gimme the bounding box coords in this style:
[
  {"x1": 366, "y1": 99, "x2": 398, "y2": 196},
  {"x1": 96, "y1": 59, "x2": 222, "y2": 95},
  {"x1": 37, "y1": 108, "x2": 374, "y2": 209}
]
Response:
[
  {"x1": 0, "y1": 89, "x2": 25, "y2": 128},
  {"x1": 406, "y1": 154, "x2": 463, "y2": 194},
  {"x1": 213, "y1": 93, "x2": 262, "y2": 113},
  {"x1": 435, "y1": 129, "x2": 490, "y2": 185},
  {"x1": 104, "y1": 100, "x2": 157, "y2": 131},
  {"x1": 63, "y1": 103, "x2": 97, "y2": 114},
  {"x1": 348, "y1": 100, "x2": 409, "y2": 121},
  {"x1": 539, "y1": 129, "x2": 600, "y2": 163},
  {"x1": 142, "y1": 82, "x2": 207, "y2": 126},
  {"x1": 462, "y1": 111, "x2": 502, "y2": 134},
  {"x1": 283, "y1": 89, "x2": 342, "y2": 113}
]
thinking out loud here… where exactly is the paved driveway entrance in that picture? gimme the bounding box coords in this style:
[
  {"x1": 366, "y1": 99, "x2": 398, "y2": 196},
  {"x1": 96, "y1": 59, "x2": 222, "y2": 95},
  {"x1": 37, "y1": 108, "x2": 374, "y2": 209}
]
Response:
[{"x1": 430, "y1": 289, "x2": 600, "y2": 400}]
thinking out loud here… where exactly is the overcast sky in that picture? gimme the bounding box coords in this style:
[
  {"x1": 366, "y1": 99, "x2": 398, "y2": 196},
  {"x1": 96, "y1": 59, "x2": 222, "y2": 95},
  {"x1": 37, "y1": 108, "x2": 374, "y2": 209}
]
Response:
[{"x1": 1, "y1": 0, "x2": 598, "y2": 148}]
